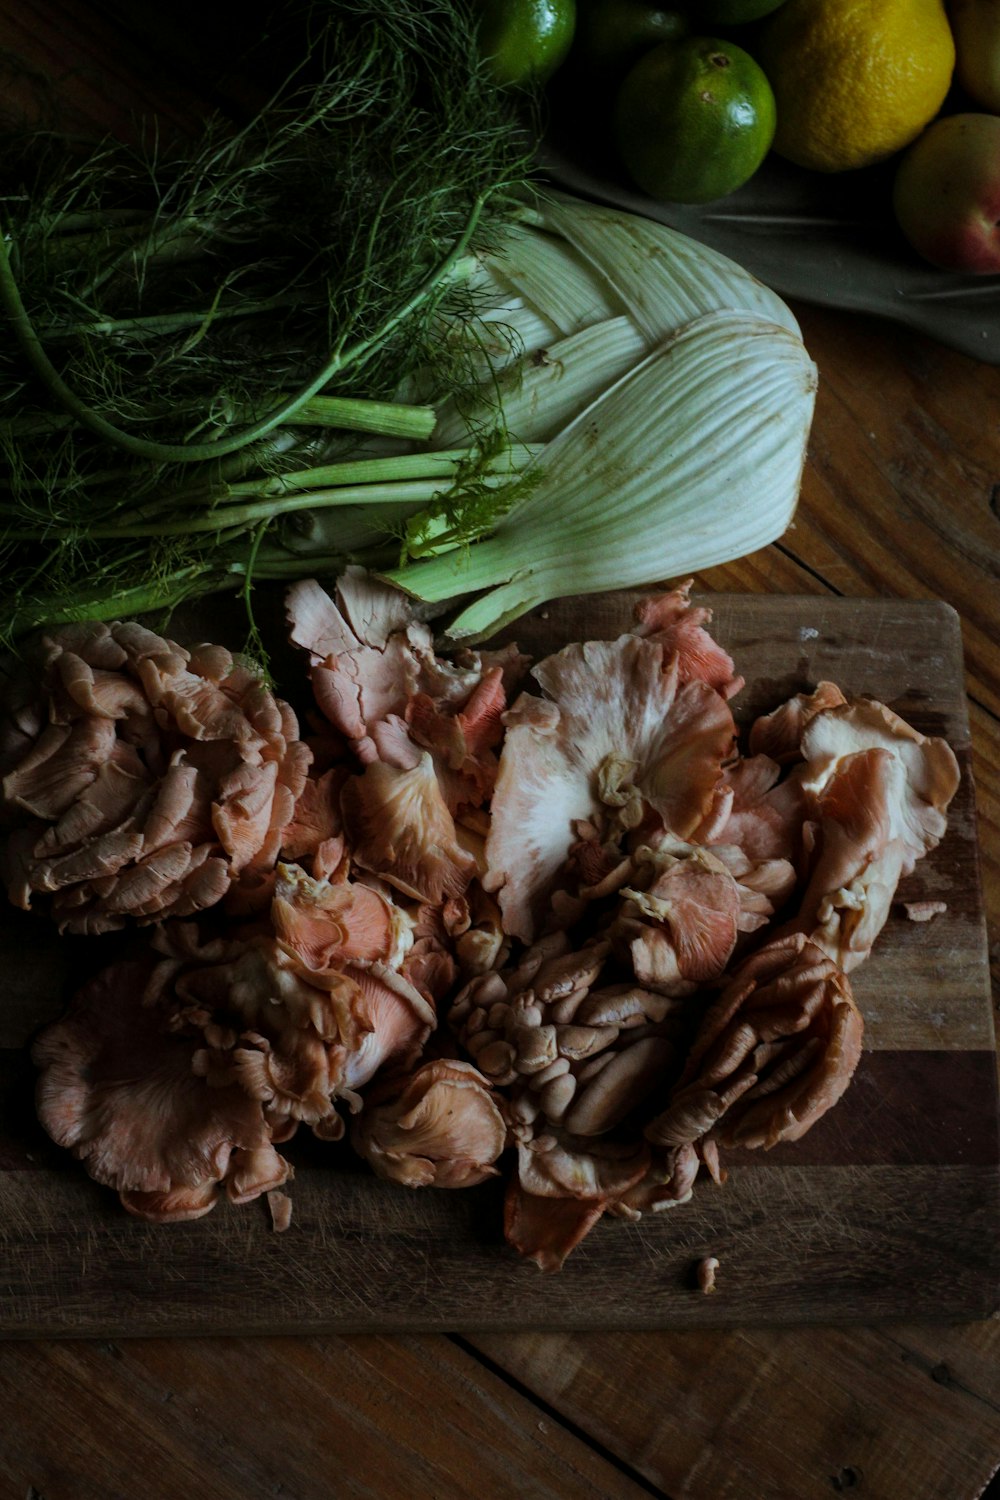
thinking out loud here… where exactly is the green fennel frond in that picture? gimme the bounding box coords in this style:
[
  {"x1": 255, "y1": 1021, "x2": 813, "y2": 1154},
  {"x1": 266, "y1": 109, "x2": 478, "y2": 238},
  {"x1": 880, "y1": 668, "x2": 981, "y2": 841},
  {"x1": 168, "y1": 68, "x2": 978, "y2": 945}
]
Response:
[{"x1": 0, "y1": 0, "x2": 538, "y2": 640}]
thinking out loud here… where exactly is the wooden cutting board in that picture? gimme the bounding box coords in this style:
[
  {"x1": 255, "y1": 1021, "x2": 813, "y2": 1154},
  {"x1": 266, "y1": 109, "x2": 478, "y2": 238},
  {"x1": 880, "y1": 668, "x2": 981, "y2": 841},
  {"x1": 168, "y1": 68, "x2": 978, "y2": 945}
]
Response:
[{"x1": 0, "y1": 592, "x2": 996, "y2": 1338}]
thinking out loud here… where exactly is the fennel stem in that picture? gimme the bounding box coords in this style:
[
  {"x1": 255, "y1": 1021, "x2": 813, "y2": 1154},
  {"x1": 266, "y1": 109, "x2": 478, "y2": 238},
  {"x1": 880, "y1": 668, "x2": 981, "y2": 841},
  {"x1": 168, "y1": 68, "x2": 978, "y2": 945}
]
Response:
[
  {"x1": 0, "y1": 191, "x2": 487, "y2": 465},
  {"x1": 0, "y1": 394, "x2": 437, "y2": 448},
  {"x1": 1, "y1": 479, "x2": 493, "y2": 539},
  {"x1": 5, "y1": 566, "x2": 216, "y2": 635},
  {"x1": 0, "y1": 444, "x2": 541, "y2": 538},
  {"x1": 3, "y1": 533, "x2": 400, "y2": 634},
  {"x1": 38, "y1": 294, "x2": 299, "y2": 340}
]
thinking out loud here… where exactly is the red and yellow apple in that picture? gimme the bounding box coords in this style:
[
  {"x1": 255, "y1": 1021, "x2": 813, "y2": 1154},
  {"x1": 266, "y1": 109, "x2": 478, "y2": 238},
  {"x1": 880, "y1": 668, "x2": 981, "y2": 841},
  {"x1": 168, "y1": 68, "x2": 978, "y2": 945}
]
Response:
[{"x1": 892, "y1": 113, "x2": 1000, "y2": 274}]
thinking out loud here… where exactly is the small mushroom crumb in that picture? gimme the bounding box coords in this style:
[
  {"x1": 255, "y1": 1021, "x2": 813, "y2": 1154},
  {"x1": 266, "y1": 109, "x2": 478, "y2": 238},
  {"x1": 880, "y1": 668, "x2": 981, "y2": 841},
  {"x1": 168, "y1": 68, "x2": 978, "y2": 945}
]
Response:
[
  {"x1": 696, "y1": 1255, "x2": 720, "y2": 1294},
  {"x1": 900, "y1": 900, "x2": 948, "y2": 923},
  {"x1": 268, "y1": 1190, "x2": 293, "y2": 1233}
]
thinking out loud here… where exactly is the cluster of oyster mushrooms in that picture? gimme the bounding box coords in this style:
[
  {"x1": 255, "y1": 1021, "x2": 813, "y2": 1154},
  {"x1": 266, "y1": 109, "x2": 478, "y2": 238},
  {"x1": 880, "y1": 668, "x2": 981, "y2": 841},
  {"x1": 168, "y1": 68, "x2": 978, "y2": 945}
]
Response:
[{"x1": 0, "y1": 573, "x2": 960, "y2": 1269}]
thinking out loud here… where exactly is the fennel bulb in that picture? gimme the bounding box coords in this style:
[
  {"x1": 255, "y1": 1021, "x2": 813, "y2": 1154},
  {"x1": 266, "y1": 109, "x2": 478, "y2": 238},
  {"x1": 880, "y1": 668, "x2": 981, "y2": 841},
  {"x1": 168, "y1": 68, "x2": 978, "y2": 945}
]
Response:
[
  {"x1": 387, "y1": 308, "x2": 817, "y2": 640},
  {"x1": 2, "y1": 162, "x2": 818, "y2": 644}
]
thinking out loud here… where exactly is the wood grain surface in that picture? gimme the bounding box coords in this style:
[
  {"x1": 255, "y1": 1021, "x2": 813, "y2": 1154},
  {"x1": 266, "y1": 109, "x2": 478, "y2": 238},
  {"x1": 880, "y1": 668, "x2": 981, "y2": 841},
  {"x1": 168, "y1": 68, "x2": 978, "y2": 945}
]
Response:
[{"x1": 0, "y1": 5, "x2": 999, "y2": 1499}]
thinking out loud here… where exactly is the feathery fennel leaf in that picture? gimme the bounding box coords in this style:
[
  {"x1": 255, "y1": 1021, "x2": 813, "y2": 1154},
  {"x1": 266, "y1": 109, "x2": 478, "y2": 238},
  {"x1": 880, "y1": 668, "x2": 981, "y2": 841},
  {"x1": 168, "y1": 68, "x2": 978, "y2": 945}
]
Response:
[{"x1": 0, "y1": 0, "x2": 537, "y2": 642}]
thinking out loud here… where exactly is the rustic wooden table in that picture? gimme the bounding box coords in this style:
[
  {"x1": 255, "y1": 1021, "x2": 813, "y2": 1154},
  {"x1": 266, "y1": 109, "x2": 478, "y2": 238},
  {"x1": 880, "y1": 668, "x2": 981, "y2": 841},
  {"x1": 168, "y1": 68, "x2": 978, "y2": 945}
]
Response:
[{"x1": 0, "y1": 4, "x2": 998, "y2": 1498}]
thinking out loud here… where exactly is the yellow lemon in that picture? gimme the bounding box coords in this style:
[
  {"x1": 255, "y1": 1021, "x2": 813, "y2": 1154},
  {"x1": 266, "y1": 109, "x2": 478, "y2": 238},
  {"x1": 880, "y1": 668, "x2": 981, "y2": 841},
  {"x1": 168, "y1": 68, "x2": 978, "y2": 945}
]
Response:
[{"x1": 755, "y1": 0, "x2": 955, "y2": 173}]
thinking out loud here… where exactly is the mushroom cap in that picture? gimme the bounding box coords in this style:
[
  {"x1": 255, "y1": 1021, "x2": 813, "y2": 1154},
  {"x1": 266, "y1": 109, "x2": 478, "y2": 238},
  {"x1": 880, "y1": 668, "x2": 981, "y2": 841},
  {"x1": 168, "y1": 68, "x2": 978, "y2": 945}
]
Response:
[
  {"x1": 287, "y1": 574, "x2": 525, "y2": 816},
  {"x1": 645, "y1": 933, "x2": 863, "y2": 1156},
  {"x1": 352, "y1": 1058, "x2": 507, "y2": 1188},
  {"x1": 484, "y1": 632, "x2": 737, "y2": 942},
  {"x1": 631, "y1": 580, "x2": 743, "y2": 699},
  {"x1": 614, "y1": 845, "x2": 742, "y2": 991},
  {"x1": 32, "y1": 957, "x2": 272, "y2": 1206},
  {"x1": 156, "y1": 916, "x2": 436, "y2": 1134},
  {"x1": 748, "y1": 682, "x2": 848, "y2": 764},
  {"x1": 271, "y1": 861, "x2": 399, "y2": 972},
  {"x1": 1, "y1": 620, "x2": 309, "y2": 932},
  {"x1": 340, "y1": 753, "x2": 478, "y2": 904},
  {"x1": 503, "y1": 1132, "x2": 651, "y2": 1272},
  {"x1": 784, "y1": 697, "x2": 961, "y2": 970}
]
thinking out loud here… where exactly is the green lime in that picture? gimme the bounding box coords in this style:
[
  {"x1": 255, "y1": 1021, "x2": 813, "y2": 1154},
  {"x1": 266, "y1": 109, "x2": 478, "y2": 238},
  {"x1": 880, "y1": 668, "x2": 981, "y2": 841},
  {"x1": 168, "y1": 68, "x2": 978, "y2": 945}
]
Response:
[
  {"x1": 693, "y1": 0, "x2": 789, "y2": 22},
  {"x1": 571, "y1": 1, "x2": 690, "y2": 84},
  {"x1": 613, "y1": 36, "x2": 777, "y2": 203},
  {"x1": 476, "y1": 0, "x2": 577, "y2": 87}
]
